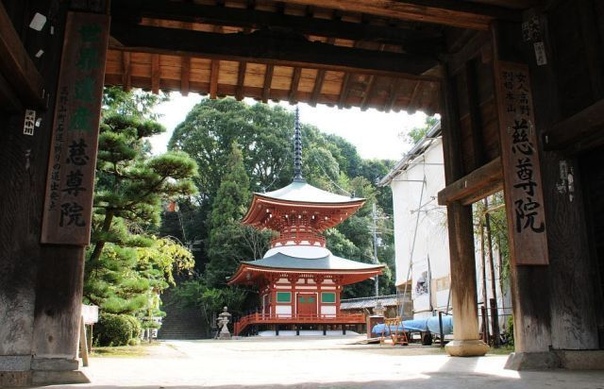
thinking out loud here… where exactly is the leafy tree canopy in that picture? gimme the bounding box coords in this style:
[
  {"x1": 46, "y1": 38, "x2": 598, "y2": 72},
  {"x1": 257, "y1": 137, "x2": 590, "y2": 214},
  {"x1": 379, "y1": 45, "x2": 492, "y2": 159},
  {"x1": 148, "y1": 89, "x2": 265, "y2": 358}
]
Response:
[{"x1": 405, "y1": 115, "x2": 439, "y2": 145}]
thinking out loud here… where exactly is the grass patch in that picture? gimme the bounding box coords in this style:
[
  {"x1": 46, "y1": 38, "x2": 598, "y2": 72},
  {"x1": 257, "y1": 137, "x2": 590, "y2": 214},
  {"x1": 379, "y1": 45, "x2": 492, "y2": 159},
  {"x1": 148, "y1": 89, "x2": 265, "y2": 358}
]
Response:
[
  {"x1": 91, "y1": 342, "x2": 161, "y2": 358},
  {"x1": 486, "y1": 345, "x2": 515, "y2": 355}
]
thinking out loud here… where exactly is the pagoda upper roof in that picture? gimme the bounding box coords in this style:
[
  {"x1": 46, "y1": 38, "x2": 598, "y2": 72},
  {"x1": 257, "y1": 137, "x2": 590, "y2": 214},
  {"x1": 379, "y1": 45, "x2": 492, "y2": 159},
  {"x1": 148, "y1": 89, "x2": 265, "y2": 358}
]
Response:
[
  {"x1": 261, "y1": 179, "x2": 364, "y2": 204},
  {"x1": 228, "y1": 251, "x2": 384, "y2": 286},
  {"x1": 242, "y1": 179, "x2": 366, "y2": 230}
]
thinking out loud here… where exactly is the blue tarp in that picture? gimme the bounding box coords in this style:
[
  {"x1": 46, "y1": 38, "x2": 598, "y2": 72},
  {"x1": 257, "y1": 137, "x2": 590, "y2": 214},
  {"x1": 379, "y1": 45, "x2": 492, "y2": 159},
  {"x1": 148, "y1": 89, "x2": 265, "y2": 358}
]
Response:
[{"x1": 372, "y1": 315, "x2": 453, "y2": 336}]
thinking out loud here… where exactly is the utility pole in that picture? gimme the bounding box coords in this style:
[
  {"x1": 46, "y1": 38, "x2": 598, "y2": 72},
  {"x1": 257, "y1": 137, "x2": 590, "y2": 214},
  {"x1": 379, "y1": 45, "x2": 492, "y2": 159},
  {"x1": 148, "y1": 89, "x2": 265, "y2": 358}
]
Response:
[{"x1": 372, "y1": 203, "x2": 380, "y2": 297}]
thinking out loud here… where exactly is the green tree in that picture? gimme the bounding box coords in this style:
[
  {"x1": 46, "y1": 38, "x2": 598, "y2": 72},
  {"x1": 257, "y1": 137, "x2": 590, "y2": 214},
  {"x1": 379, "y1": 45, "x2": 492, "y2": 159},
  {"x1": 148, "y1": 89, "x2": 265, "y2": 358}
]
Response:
[
  {"x1": 84, "y1": 88, "x2": 198, "y2": 317},
  {"x1": 473, "y1": 192, "x2": 510, "y2": 288},
  {"x1": 359, "y1": 159, "x2": 395, "y2": 215},
  {"x1": 405, "y1": 115, "x2": 439, "y2": 145},
  {"x1": 205, "y1": 142, "x2": 271, "y2": 288},
  {"x1": 169, "y1": 99, "x2": 293, "y2": 199}
]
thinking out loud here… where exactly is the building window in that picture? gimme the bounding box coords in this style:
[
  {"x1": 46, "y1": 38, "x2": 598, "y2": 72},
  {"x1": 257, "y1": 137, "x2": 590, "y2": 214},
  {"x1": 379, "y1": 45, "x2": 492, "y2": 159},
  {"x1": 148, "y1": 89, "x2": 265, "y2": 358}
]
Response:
[
  {"x1": 321, "y1": 292, "x2": 336, "y2": 303},
  {"x1": 276, "y1": 291, "x2": 291, "y2": 303}
]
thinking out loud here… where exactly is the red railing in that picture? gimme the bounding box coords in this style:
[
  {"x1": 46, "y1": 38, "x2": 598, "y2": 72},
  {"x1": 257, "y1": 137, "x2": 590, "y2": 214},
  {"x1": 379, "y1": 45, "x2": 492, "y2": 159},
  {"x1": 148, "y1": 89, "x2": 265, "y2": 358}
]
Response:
[
  {"x1": 271, "y1": 231, "x2": 325, "y2": 247},
  {"x1": 233, "y1": 312, "x2": 366, "y2": 336}
]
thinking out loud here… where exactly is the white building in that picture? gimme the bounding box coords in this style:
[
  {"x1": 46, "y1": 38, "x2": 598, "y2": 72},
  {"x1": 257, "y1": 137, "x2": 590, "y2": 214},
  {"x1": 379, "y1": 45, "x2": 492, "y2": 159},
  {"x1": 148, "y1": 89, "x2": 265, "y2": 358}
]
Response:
[
  {"x1": 379, "y1": 122, "x2": 511, "y2": 339},
  {"x1": 380, "y1": 122, "x2": 449, "y2": 319}
]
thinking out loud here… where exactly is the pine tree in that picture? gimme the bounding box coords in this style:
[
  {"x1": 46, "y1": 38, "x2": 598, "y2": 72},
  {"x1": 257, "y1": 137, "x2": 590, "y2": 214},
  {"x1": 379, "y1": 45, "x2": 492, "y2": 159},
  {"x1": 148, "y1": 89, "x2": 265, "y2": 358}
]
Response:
[{"x1": 84, "y1": 88, "x2": 198, "y2": 316}]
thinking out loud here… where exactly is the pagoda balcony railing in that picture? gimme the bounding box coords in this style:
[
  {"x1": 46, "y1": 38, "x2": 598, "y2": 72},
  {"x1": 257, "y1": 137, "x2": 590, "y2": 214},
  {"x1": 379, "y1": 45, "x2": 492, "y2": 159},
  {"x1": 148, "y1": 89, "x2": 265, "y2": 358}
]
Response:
[
  {"x1": 233, "y1": 312, "x2": 366, "y2": 336},
  {"x1": 271, "y1": 231, "x2": 325, "y2": 247}
]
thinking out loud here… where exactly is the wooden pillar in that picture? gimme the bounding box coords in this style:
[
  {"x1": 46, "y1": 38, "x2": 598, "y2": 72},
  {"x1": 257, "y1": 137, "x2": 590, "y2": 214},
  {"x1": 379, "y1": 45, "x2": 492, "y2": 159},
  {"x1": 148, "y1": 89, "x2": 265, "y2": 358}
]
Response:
[
  {"x1": 497, "y1": 6, "x2": 602, "y2": 368},
  {"x1": 489, "y1": 21, "x2": 555, "y2": 368},
  {"x1": 530, "y1": 10, "x2": 600, "y2": 352},
  {"x1": 0, "y1": 108, "x2": 44, "y2": 386},
  {"x1": 445, "y1": 202, "x2": 488, "y2": 355},
  {"x1": 31, "y1": 6, "x2": 109, "y2": 384},
  {"x1": 0, "y1": 1, "x2": 108, "y2": 386},
  {"x1": 440, "y1": 64, "x2": 489, "y2": 356},
  {"x1": 32, "y1": 247, "x2": 86, "y2": 375}
]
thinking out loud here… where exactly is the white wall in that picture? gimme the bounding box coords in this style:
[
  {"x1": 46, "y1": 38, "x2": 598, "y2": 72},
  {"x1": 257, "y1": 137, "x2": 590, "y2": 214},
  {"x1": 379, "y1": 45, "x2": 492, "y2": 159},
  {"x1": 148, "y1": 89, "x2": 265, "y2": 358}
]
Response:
[
  {"x1": 390, "y1": 138, "x2": 448, "y2": 318},
  {"x1": 388, "y1": 136, "x2": 512, "y2": 331}
]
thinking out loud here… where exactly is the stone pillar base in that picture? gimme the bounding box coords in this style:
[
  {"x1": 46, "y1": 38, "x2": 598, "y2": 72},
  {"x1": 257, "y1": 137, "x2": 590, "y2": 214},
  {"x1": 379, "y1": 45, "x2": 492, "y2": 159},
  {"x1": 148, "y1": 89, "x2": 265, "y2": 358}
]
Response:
[
  {"x1": 555, "y1": 350, "x2": 604, "y2": 369},
  {"x1": 505, "y1": 350, "x2": 604, "y2": 370},
  {"x1": 32, "y1": 369, "x2": 90, "y2": 386},
  {"x1": 32, "y1": 357, "x2": 79, "y2": 371},
  {"x1": 0, "y1": 367, "x2": 89, "y2": 388},
  {"x1": 445, "y1": 339, "x2": 490, "y2": 357},
  {"x1": 504, "y1": 351, "x2": 559, "y2": 370},
  {"x1": 0, "y1": 371, "x2": 31, "y2": 387}
]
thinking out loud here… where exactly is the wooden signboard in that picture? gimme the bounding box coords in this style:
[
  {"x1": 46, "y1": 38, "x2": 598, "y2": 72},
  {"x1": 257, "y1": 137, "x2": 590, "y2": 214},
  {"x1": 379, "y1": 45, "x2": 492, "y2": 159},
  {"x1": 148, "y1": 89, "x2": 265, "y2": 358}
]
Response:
[
  {"x1": 495, "y1": 61, "x2": 549, "y2": 265},
  {"x1": 41, "y1": 12, "x2": 109, "y2": 245}
]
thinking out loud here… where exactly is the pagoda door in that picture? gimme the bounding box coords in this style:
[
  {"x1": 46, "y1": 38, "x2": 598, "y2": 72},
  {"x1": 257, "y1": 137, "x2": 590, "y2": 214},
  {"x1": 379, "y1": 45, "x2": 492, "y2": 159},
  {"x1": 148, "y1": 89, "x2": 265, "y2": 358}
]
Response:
[{"x1": 297, "y1": 293, "x2": 317, "y2": 318}]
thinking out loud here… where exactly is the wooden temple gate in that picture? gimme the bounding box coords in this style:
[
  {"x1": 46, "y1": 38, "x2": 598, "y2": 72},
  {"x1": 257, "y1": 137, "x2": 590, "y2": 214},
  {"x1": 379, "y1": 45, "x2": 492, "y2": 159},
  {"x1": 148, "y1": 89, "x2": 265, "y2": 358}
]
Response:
[{"x1": 1, "y1": 0, "x2": 603, "y2": 386}]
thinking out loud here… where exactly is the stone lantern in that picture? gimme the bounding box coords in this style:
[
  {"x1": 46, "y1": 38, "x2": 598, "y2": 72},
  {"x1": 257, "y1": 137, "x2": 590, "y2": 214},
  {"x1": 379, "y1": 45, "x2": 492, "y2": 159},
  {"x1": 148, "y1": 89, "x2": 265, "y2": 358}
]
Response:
[{"x1": 216, "y1": 306, "x2": 232, "y2": 339}]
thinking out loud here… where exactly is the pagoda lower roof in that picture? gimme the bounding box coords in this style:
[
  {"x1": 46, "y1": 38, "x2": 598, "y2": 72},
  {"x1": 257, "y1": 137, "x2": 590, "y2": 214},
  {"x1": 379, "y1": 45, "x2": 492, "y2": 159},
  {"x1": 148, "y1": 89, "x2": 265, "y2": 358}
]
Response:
[{"x1": 228, "y1": 251, "x2": 384, "y2": 286}]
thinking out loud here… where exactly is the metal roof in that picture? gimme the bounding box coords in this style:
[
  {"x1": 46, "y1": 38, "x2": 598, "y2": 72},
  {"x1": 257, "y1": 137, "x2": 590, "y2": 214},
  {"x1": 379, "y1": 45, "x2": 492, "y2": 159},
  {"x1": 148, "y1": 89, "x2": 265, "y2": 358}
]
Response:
[
  {"x1": 241, "y1": 251, "x2": 383, "y2": 271},
  {"x1": 377, "y1": 120, "x2": 442, "y2": 186},
  {"x1": 340, "y1": 294, "x2": 402, "y2": 310},
  {"x1": 260, "y1": 180, "x2": 363, "y2": 204}
]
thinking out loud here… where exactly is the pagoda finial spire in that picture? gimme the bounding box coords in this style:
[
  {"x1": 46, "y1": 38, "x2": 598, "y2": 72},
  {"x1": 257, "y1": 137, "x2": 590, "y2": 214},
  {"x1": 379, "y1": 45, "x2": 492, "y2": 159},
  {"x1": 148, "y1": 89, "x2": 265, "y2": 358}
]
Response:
[{"x1": 293, "y1": 106, "x2": 304, "y2": 182}]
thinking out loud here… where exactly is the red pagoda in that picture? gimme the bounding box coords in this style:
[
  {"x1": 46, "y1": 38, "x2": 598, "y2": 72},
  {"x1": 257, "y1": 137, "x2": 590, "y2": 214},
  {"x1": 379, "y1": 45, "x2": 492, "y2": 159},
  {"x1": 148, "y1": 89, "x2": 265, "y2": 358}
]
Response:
[{"x1": 229, "y1": 109, "x2": 384, "y2": 336}]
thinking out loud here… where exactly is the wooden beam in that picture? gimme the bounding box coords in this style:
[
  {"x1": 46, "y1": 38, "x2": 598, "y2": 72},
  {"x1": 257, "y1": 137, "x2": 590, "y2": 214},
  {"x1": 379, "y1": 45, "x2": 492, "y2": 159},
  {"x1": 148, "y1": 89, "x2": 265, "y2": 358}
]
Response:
[
  {"x1": 112, "y1": 1, "x2": 444, "y2": 50},
  {"x1": 438, "y1": 157, "x2": 503, "y2": 206},
  {"x1": 288, "y1": 67, "x2": 301, "y2": 104},
  {"x1": 262, "y1": 64, "x2": 274, "y2": 103},
  {"x1": 151, "y1": 54, "x2": 160, "y2": 94},
  {"x1": 310, "y1": 70, "x2": 326, "y2": 107},
  {"x1": 360, "y1": 75, "x2": 376, "y2": 111},
  {"x1": 384, "y1": 79, "x2": 402, "y2": 113},
  {"x1": 209, "y1": 59, "x2": 220, "y2": 99},
  {"x1": 337, "y1": 39, "x2": 360, "y2": 109},
  {"x1": 121, "y1": 51, "x2": 132, "y2": 91},
  {"x1": 361, "y1": 43, "x2": 385, "y2": 110},
  {"x1": 0, "y1": 72, "x2": 23, "y2": 111},
  {"x1": 209, "y1": 25, "x2": 224, "y2": 99},
  {"x1": 109, "y1": 23, "x2": 441, "y2": 79},
  {"x1": 282, "y1": 0, "x2": 519, "y2": 30},
  {"x1": 309, "y1": 36, "x2": 335, "y2": 106},
  {"x1": 408, "y1": 81, "x2": 422, "y2": 111},
  {"x1": 0, "y1": 2, "x2": 45, "y2": 108},
  {"x1": 180, "y1": 56, "x2": 191, "y2": 96},
  {"x1": 446, "y1": 31, "x2": 491, "y2": 75},
  {"x1": 578, "y1": 1, "x2": 604, "y2": 99},
  {"x1": 337, "y1": 73, "x2": 351, "y2": 109},
  {"x1": 236, "y1": 61, "x2": 247, "y2": 101},
  {"x1": 465, "y1": 59, "x2": 485, "y2": 169},
  {"x1": 543, "y1": 99, "x2": 604, "y2": 154},
  {"x1": 179, "y1": 22, "x2": 194, "y2": 96}
]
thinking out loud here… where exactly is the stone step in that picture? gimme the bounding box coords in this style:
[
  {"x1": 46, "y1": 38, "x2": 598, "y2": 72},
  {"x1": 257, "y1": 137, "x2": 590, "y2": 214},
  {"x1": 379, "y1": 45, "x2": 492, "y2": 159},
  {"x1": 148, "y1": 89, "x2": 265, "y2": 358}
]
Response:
[{"x1": 158, "y1": 290, "x2": 208, "y2": 339}]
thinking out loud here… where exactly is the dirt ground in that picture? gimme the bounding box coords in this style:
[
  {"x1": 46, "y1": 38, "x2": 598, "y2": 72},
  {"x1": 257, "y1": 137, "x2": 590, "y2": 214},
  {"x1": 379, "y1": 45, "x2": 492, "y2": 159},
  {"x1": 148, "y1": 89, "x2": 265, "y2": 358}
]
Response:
[{"x1": 40, "y1": 335, "x2": 604, "y2": 389}]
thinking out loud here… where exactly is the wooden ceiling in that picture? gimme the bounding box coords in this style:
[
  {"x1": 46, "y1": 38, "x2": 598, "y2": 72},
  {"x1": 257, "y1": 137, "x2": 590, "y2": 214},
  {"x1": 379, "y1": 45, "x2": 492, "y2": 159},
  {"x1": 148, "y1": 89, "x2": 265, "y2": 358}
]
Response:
[{"x1": 105, "y1": 0, "x2": 540, "y2": 114}]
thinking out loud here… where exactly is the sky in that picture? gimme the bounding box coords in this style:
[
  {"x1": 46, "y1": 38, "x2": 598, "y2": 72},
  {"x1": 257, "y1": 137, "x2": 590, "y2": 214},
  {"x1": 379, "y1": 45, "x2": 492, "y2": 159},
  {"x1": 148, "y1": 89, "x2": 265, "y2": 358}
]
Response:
[{"x1": 151, "y1": 92, "x2": 430, "y2": 161}]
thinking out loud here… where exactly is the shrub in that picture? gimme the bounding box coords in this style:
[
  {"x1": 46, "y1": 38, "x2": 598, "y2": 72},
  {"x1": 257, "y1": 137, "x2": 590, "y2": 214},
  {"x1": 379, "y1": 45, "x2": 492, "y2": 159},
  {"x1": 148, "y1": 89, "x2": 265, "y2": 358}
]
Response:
[
  {"x1": 95, "y1": 313, "x2": 139, "y2": 346},
  {"x1": 499, "y1": 315, "x2": 515, "y2": 348},
  {"x1": 123, "y1": 315, "x2": 142, "y2": 340}
]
